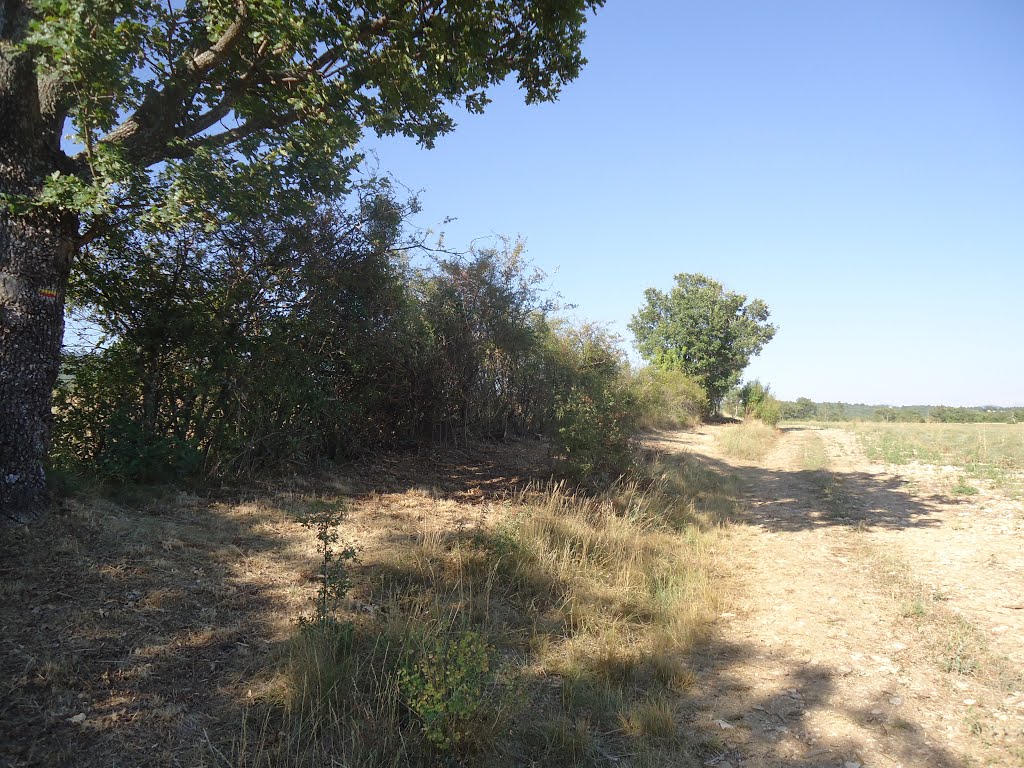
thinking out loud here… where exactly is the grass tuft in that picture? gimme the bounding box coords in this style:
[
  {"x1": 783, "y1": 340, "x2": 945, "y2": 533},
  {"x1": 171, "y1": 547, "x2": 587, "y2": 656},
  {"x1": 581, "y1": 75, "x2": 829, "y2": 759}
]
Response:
[{"x1": 715, "y1": 420, "x2": 780, "y2": 462}]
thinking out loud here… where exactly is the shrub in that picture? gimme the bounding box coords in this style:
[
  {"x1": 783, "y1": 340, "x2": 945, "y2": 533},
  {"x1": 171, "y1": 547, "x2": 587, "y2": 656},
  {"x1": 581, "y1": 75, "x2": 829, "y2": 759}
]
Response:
[
  {"x1": 544, "y1": 323, "x2": 641, "y2": 483},
  {"x1": 738, "y1": 380, "x2": 781, "y2": 427},
  {"x1": 398, "y1": 629, "x2": 494, "y2": 751},
  {"x1": 634, "y1": 368, "x2": 708, "y2": 430}
]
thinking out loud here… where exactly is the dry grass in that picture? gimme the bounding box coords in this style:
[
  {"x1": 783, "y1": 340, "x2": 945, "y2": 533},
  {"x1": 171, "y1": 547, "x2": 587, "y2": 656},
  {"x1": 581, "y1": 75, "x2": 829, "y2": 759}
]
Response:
[
  {"x1": 2, "y1": 441, "x2": 741, "y2": 768},
  {"x1": 798, "y1": 431, "x2": 830, "y2": 471},
  {"x1": 714, "y1": 420, "x2": 780, "y2": 463},
  {"x1": 237, "y1": 455, "x2": 738, "y2": 767}
]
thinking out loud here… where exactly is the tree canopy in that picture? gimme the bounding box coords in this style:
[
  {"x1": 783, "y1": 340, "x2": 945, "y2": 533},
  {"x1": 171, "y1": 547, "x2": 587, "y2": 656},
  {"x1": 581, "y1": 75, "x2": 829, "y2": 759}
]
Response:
[
  {"x1": 12, "y1": 0, "x2": 605, "y2": 226},
  {"x1": 628, "y1": 273, "x2": 776, "y2": 412}
]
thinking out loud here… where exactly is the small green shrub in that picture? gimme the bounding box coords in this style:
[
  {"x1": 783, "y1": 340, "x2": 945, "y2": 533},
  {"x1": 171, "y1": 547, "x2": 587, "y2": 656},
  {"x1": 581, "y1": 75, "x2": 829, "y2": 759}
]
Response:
[
  {"x1": 738, "y1": 380, "x2": 781, "y2": 427},
  {"x1": 398, "y1": 629, "x2": 494, "y2": 751},
  {"x1": 554, "y1": 382, "x2": 638, "y2": 483},
  {"x1": 297, "y1": 498, "x2": 358, "y2": 628},
  {"x1": 951, "y1": 478, "x2": 980, "y2": 496}
]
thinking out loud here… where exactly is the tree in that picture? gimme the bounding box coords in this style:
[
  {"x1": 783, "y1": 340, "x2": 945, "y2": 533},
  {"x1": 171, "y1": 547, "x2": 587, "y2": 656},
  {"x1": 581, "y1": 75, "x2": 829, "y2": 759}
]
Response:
[
  {"x1": 0, "y1": 0, "x2": 604, "y2": 522},
  {"x1": 628, "y1": 273, "x2": 776, "y2": 413},
  {"x1": 875, "y1": 406, "x2": 898, "y2": 423},
  {"x1": 790, "y1": 396, "x2": 817, "y2": 420}
]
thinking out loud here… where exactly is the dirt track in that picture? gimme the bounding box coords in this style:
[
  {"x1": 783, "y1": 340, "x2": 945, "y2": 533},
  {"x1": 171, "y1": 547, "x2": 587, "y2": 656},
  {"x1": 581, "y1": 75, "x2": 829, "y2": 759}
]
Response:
[{"x1": 653, "y1": 425, "x2": 1024, "y2": 768}]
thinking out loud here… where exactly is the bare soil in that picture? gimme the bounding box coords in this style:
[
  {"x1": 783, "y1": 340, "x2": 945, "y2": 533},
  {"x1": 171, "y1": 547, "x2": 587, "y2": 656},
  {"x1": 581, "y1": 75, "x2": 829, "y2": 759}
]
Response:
[{"x1": 653, "y1": 424, "x2": 1024, "y2": 768}]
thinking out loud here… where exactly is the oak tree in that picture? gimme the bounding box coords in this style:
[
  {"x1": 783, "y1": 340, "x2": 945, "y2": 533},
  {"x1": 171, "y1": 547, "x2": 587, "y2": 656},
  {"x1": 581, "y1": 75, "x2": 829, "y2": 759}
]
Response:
[{"x1": 0, "y1": 0, "x2": 603, "y2": 522}]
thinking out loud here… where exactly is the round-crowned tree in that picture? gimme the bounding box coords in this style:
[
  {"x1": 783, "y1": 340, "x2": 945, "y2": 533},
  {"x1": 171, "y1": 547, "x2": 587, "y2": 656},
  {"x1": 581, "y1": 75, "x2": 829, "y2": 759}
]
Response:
[{"x1": 628, "y1": 273, "x2": 776, "y2": 414}]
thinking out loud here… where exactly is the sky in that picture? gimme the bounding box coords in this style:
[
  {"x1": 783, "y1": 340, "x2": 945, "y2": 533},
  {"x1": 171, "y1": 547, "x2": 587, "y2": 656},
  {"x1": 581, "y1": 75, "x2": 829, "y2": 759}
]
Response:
[{"x1": 362, "y1": 0, "x2": 1024, "y2": 407}]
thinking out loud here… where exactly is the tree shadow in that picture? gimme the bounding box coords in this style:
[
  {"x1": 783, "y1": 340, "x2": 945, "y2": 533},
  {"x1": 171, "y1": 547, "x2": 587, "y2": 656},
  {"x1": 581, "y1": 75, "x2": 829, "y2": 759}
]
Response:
[
  {"x1": 0, "y1": 430, "x2": 979, "y2": 768},
  {"x1": 342, "y1": 437, "x2": 553, "y2": 502},
  {"x1": 686, "y1": 635, "x2": 966, "y2": 768},
  {"x1": 655, "y1": 436, "x2": 952, "y2": 534},
  {"x1": 0, "y1": 488, "x2": 329, "y2": 768}
]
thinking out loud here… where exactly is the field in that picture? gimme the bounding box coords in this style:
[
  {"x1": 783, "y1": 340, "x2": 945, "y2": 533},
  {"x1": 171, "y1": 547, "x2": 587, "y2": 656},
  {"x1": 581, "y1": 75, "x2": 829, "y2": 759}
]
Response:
[{"x1": 849, "y1": 421, "x2": 1024, "y2": 496}]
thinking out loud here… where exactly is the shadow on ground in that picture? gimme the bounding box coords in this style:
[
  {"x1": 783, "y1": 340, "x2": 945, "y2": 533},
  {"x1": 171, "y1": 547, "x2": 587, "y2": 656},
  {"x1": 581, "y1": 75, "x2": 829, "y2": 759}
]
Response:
[
  {"x1": 687, "y1": 635, "x2": 965, "y2": 768},
  {"x1": 0, "y1": 488, "x2": 322, "y2": 768},
  {"x1": 651, "y1": 427, "x2": 955, "y2": 533}
]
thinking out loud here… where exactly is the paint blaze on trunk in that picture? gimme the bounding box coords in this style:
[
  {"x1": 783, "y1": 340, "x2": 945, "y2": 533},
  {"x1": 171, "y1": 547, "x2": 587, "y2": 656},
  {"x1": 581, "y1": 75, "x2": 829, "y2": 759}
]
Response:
[{"x1": 0, "y1": 33, "x2": 76, "y2": 524}]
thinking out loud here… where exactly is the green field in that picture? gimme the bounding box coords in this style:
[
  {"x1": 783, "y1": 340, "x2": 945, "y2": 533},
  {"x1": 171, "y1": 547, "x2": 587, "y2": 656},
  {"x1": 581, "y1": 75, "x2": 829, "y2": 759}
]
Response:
[{"x1": 849, "y1": 422, "x2": 1024, "y2": 495}]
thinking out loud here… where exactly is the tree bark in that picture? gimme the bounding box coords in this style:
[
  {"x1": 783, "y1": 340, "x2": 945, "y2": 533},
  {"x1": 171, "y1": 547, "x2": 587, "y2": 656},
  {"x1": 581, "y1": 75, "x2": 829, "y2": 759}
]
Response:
[{"x1": 1, "y1": 23, "x2": 77, "y2": 524}]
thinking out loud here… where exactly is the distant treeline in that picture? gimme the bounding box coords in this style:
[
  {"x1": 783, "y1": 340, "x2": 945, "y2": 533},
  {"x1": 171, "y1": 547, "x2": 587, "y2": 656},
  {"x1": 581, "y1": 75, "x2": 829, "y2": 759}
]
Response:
[{"x1": 780, "y1": 398, "x2": 1024, "y2": 423}]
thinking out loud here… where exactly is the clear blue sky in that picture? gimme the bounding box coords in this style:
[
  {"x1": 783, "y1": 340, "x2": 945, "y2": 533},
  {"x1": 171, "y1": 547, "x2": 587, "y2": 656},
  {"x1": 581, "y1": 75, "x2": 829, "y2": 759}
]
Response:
[{"x1": 365, "y1": 0, "x2": 1023, "y2": 407}]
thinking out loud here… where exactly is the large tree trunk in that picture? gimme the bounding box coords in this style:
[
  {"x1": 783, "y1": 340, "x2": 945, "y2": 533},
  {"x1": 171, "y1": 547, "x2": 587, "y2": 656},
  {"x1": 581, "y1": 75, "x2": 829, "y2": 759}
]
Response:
[{"x1": 1, "y1": 21, "x2": 77, "y2": 524}]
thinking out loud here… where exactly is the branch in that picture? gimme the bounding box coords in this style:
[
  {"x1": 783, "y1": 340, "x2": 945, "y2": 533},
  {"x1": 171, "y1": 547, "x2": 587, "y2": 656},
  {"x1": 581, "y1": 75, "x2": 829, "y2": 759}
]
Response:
[
  {"x1": 186, "y1": 1, "x2": 248, "y2": 78},
  {"x1": 95, "y1": 1, "x2": 250, "y2": 162},
  {"x1": 165, "y1": 108, "x2": 299, "y2": 159},
  {"x1": 176, "y1": 37, "x2": 269, "y2": 138}
]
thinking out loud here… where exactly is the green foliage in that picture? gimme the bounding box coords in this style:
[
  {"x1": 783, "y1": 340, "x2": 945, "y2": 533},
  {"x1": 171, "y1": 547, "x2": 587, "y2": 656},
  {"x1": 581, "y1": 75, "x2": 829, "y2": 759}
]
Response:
[
  {"x1": 398, "y1": 630, "x2": 494, "y2": 751},
  {"x1": 780, "y1": 400, "x2": 1022, "y2": 424},
  {"x1": 53, "y1": 351, "x2": 202, "y2": 482},
  {"x1": 546, "y1": 323, "x2": 640, "y2": 484},
  {"x1": 780, "y1": 396, "x2": 817, "y2": 421},
  {"x1": 817, "y1": 402, "x2": 849, "y2": 422},
  {"x1": 56, "y1": 182, "x2": 421, "y2": 478},
  {"x1": 633, "y1": 368, "x2": 708, "y2": 430},
  {"x1": 55, "y1": 207, "x2": 650, "y2": 484},
  {"x1": 628, "y1": 273, "x2": 776, "y2": 413},
  {"x1": 738, "y1": 380, "x2": 781, "y2": 427},
  {"x1": 951, "y1": 478, "x2": 980, "y2": 496},
  {"x1": 413, "y1": 238, "x2": 559, "y2": 442},
  {"x1": 19, "y1": 0, "x2": 606, "y2": 228}
]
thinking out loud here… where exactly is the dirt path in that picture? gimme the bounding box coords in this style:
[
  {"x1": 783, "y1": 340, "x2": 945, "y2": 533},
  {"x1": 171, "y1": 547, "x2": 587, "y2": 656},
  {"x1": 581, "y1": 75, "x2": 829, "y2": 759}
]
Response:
[{"x1": 651, "y1": 425, "x2": 1023, "y2": 768}]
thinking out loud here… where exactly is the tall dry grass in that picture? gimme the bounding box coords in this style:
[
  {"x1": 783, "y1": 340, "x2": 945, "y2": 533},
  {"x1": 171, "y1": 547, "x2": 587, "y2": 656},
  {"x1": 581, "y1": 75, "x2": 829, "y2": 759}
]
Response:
[
  {"x1": 228, "y1": 453, "x2": 741, "y2": 767},
  {"x1": 714, "y1": 420, "x2": 780, "y2": 463}
]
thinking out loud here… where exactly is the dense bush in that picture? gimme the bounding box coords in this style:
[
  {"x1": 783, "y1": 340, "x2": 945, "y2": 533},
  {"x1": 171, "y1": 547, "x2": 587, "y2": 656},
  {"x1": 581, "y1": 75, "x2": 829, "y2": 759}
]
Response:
[
  {"x1": 56, "y1": 182, "x2": 422, "y2": 478},
  {"x1": 54, "y1": 187, "x2": 662, "y2": 484},
  {"x1": 738, "y1": 380, "x2": 781, "y2": 427},
  {"x1": 544, "y1": 323, "x2": 641, "y2": 483},
  {"x1": 633, "y1": 368, "x2": 708, "y2": 430}
]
